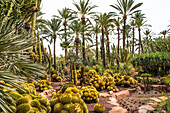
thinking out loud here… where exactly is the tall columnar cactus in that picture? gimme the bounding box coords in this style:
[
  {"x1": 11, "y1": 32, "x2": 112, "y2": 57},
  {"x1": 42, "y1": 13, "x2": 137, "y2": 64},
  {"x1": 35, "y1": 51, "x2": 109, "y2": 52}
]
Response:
[
  {"x1": 70, "y1": 58, "x2": 74, "y2": 82},
  {"x1": 37, "y1": 31, "x2": 42, "y2": 64},
  {"x1": 73, "y1": 62, "x2": 77, "y2": 86}
]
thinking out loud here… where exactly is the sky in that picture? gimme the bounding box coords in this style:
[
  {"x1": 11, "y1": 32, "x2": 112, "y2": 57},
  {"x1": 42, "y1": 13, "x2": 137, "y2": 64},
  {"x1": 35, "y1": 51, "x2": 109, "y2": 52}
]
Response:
[{"x1": 41, "y1": 0, "x2": 170, "y2": 56}]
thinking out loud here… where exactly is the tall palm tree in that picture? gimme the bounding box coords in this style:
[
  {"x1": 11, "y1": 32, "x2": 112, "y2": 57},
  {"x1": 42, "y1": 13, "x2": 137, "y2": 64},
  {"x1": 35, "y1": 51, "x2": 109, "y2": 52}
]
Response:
[
  {"x1": 69, "y1": 20, "x2": 83, "y2": 57},
  {"x1": 130, "y1": 19, "x2": 136, "y2": 56},
  {"x1": 54, "y1": 7, "x2": 76, "y2": 63},
  {"x1": 43, "y1": 18, "x2": 62, "y2": 70},
  {"x1": 110, "y1": 0, "x2": 143, "y2": 50},
  {"x1": 104, "y1": 13, "x2": 114, "y2": 63},
  {"x1": 73, "y1": 0, "x2": 97, "y2": 63},
  {"x1": 94, "y1": 13, "x2": 111, "y2": 68},
  {"x1": 133, "y1": 12, "x2": 146, "y2": 54},
  {"x1": 113, "y1": 17, "x2": 123, "y2": 54},
  {"x1": 92, "y1": 23, "x2": 100, "y2": 61}
]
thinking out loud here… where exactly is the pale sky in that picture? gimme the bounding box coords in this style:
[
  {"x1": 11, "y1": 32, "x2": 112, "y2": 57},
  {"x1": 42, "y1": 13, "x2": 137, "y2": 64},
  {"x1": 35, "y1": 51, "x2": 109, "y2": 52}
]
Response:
[{"x1": 41, "y1": 0, "x2": 170, "y2": 56}]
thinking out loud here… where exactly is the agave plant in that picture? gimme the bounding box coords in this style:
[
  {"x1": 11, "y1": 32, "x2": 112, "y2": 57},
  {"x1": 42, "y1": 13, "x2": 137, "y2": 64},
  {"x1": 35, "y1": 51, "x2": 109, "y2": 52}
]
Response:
[{"x1": 0, "y1": 1, "x2": 45, "y2": 112}]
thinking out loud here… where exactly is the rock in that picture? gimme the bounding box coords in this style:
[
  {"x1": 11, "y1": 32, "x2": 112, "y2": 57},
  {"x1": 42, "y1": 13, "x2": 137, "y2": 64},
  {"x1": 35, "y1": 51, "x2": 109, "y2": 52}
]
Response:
[
  {"x1": 100, "y1": 93, "x2": 110, "y2": 98},
  {"x1": 136, "y1": 86, "x2": 142, "y2": 91},
  {"x1": 138, "y1": 109, "x2": 147, "y2": 113},
  {"x1": 151, "y1": 85, "x2": 167, "y2": 91},
  {"x1": 128, "y1": 88, "x2": 136, "y2": 93},
  {"x1": 107, "y1": 101, "x2": 120, "y2": 107},
  {"x1": 109, "y1": 97, "x2": 117, "y2": 103},
  {"x1": 147, "y1": 103, "x2": 157, "y2": 107},
  {"x1": 139, "y1": 105, "x2": 154, "y2": 111},
  {"x1": 109, "y1": 107, "x2": 127, "y2": 113},
  {"x1": 112, "y1": 90, "x2": 130, "y2": 99},
  {"x1": 158, "y1": 96, "x2": 168, "y2": 101},
  {"x1": 150, "y1": 98, "x2": 161, "y2": 102},
  {"x1": 109, "y1": 91, "x2": 114, "y2": 94}
]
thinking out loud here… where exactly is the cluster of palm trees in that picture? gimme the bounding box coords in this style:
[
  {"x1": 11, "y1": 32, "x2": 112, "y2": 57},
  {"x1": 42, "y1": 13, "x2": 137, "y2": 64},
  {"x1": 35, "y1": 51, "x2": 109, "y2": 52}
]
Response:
[{"x1": 39, "y1": 0, "x2": 151, "y2": 68}]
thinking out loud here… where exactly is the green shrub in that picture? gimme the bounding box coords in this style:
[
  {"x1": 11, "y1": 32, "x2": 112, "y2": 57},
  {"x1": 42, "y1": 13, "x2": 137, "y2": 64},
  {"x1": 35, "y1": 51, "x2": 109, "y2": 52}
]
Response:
[{"x1": 131, "y1": 52, "x2": 170, "y2": 76}]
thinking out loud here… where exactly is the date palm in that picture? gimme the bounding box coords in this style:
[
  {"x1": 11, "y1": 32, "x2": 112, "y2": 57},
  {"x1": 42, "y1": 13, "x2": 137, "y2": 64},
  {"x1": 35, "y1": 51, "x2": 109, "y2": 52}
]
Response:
[
  {"x1": 133, "y1": 12, "x2": 146, "y2": 54},
  {"x1": 69, "y1": 20, "x2": 83, "y2": 57},
  {"x1": 92, "y1": 23, "x2": 100, "y2": 61},
  {"x1": 110, "y1": 0, "x2": 143, "y2": 50},
  {"x1": 130, "y1": 19, "x2": 136, "y2": 56},
  {"x1": 54, "y1": 8, "x2": 76, "y2": 63},
  {"x1": 93, "y1": 13, "x2": 112, "y2": 68},
  {"x1": 73, "y1": 0, "x2": 97, "y2": 63},
  {"x1": 42, "y1": 18, "x2": 62, "y2": 69},
  {"x1": 113, "y1": 17, "x2": 123, "y2": 54}
]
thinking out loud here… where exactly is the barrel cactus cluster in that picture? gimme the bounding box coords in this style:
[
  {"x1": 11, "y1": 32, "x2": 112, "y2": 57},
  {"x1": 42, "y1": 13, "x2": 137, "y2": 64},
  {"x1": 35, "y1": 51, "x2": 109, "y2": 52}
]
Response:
[
  {"x1": 113, "y1": 73, "x2": 138, "y2": 87},
  {"x1": 90, "y1": 74, "x2": 106, "y2": 91},
  {"x1": 80, "y1": 86, "x2": 100, "y2": 103},
  {"x1": 88, "y1": 70, "x2": 97, "y2": 78},
  {"x1": 28, "y1": 50, "x2": 39, "y2": 62},
  {"x1": 51, "y1": 69, "x2": 62, "y2": 82},
  {"x1": 0, "y1": 82, "x2": 51, "y2": 113},
  {"x1": 50, "y1": 84, "x2": 88, "y2": 113},
  {"x1": 33, "y1": 80, "x2": 52, "y2": 91},
  {"x1": 77, "y1": 69, "x2": 81, "y2": 79}
]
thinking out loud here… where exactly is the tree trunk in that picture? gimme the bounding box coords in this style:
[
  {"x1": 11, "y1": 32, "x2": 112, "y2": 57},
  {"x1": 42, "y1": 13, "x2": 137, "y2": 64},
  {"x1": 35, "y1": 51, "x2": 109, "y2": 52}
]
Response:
[
  {"x1": 102, "y1": 27, "x2": 106, "y2": 68},
  {"x1": 123, "y1": 16, "x2": 127, "y2": 50},
  {"x1": 105, "y1": 27, "x2": 110, "y2": 63},
  {"x1": 132, "y1": 27, "x2": 135, "y2": 56},
  {"x1": 75, "y1": 35, "x2": 79, "y2": 58},
  {"x1": 138, "y1": 28, "x2": 141, "y2": 54},
  {"x1": 81, "y1": 16, "x2": 86, "y2": 64},
  {"x1": 37, "y1": 31, "x2": 42, "y2": 64},
  {"x1": 54, "y1": 35, "x2": 56, "y2": 70},
  {"x1": 64, "y1": 23, "x2": 68, "y2": 64},
  {"x1": 31, "y1": 0, "x2": 37, "y2": 51},
  {"x1": 126, "y1": 36, "x2": 128, "y2": 50},
  {"x1": 96, "y1": 34, "x2": 98, "y2": 61},
  {"x1": 117, "y1": 28, "x2": 120, "y2": 55},
  {"x1": 100, "y1": 46, "x2": 103, "y2": 59}
]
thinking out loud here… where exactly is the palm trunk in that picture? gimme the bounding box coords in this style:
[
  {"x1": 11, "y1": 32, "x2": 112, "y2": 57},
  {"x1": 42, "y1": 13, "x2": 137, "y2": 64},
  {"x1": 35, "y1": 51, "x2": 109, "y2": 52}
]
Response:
[
  {"x1": 132, "y1": 27, "x2": 135, "y2": 56},
  {"x1": 75, "y1": 35, "x2": 79, "y2": 58},
  {"x1": 81, "y1": 16, "x2": 86, "y2": 64},
  {"x1": 117, "y1": 28, "x2": 120, "y2": 55},
  {"x1": 100, "y1": 46, "x2": 103, "y2": 59},
  {"x1": 105, "y1": 27, "x2": 110, "y2": 63},
  {"x1": 126, "y1": 36, "x2": 128, "y2": 50},
  {"x1": 101, "y1": 27, "x2": 106, "y2": 68},
  {"x1": 123, "y1": 16, "x2": 127, "y2": 50},
  {"x1": 138, "y1": 28, "x2": 141, "y2": 54},
  {"x1": 163, "y1": 34, "x2": 165, "y2": 39},
  {"x1": 37, "y1": 31, "x2": 42, "y2": 64},
  {"x1": 54, "y1": 35, "x2": 57, "y2": 70},
  {"x1": 96, "y1": 34, "x2": 99, "y2": 61},
  {"x1": 31, "y1": 0, "x2": 37, "y2": 51},
  {"x1": 64, "y1": 23, "x2": 67, "y2": 64}
]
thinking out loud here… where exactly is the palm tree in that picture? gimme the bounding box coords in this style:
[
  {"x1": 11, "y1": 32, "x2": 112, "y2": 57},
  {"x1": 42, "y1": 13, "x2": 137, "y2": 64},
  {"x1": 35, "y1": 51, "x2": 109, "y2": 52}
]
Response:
[
  {"x1": 110, "y1": 0, "x2": 143, "y2": 50},
  {"x1": 94, "y1": 13, "x2": 111, "y2": 68},
  {"x1": 159, "y1": 30, "x2": 169, "y2": 39},
  {"x1": 113, "y1": 17, "x2": 123, "y2": 54},
  {"x1": 54, "y1": 7, "x2": 76, "y2": 63},
  {"x1": 92, "y1": 23, "x2": 100, "y2": 61},
  {"x1": 69, "y1": 20, "x2": 83, "y2": 57},
  {"x1": 73, "y1": 0, "x2": 97, "y2": 63},
  {"x1": 43, "y1": 18, "x2": 62, "y2": 70},
  {"x1": 104, "y1": 13, "x2": 114, "y2": 63},
  {"x1": 130, "y1": 19, "x2": 136, "y2": 56},
  {"x1": 133, "y1": 12, "x2": 146, "y2": 54}
]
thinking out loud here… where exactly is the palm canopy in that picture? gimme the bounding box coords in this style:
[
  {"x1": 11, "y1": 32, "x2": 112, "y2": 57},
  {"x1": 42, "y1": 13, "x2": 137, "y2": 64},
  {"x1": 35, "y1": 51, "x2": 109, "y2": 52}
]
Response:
[
  {"x1": 110, "y1": 0, "x2": 143, "y2": 18},
  {"x1": 73, "y1": 0, "x2": 97, "y2": 17},
  {"x1": 42, "y1": 18, "x2": 62, "y2": 43}
]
